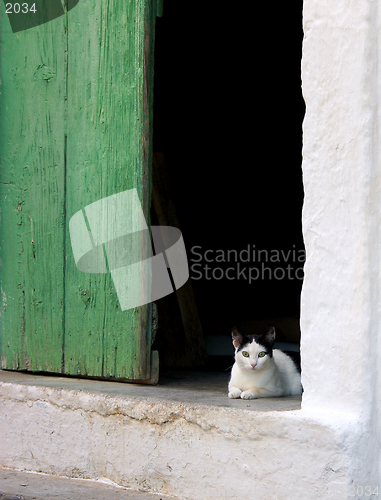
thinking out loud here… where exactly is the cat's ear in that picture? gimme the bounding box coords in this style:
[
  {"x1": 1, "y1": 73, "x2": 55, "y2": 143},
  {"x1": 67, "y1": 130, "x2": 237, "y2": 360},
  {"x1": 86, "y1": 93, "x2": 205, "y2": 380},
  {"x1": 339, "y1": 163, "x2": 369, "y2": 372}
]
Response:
[
  {"x1": 232, "y1": 327, "x2": 245, "y2": 349},
  {"x1": 264, "y1": 326, "x2": 276, "y2": 345}
]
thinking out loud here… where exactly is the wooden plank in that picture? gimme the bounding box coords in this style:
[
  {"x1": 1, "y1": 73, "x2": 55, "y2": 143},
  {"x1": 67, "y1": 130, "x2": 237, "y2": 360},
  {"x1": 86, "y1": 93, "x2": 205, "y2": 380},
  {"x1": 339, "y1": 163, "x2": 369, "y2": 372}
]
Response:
[
  {"x1": 64, "y1": 0, "x2": 157, "y2": 380},
  {"x1": 156, "y1": 0, "x2": 164, "y2": 18},
  {"x1": 152, "y1": 152, "x2": 207, "y2": 367},
  {"x1": 0, "y1": 0, "x2": 158, "y2": 381},
  {"x1": 0, "y1": 6, "x2": 67, "y2": 371}
]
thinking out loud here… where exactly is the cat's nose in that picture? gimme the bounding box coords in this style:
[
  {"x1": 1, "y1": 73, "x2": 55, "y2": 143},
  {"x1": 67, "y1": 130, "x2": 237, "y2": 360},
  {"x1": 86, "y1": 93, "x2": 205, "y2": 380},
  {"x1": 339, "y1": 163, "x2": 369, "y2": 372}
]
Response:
[{"x1": 251, "y1": 363, "x2": 257, "y2": 368}]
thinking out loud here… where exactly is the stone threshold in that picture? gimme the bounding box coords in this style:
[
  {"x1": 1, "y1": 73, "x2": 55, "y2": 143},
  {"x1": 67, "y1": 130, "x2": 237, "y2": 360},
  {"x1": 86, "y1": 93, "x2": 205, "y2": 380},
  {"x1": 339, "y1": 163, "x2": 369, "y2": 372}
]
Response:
[
  {"x1": 0, "y1": 369, "x2": 301, "y2": 412},
  {"x1": 0, "y1": 369, "x2": 355, "y2": 500}
]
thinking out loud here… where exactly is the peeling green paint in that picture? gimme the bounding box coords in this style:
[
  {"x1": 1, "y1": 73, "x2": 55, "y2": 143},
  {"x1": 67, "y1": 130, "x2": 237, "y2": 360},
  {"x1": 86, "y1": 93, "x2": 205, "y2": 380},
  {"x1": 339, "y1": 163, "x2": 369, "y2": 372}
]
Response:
[{"x1": 0, "y1": 0, "x2": 158, "y2": 381}]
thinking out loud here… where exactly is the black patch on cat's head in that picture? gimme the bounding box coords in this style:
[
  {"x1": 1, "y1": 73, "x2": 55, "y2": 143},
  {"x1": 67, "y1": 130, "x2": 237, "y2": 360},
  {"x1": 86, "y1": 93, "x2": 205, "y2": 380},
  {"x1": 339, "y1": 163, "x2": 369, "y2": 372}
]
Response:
[
  {"x1": 231, "y1": 327, "x2": 247, "y2": 351},
  {"x1": 254, "y1": 326, "x2": 276, "y2": 358},
  {"x1": 231, "y1": 326, "x2": 276, "y2": 357}
]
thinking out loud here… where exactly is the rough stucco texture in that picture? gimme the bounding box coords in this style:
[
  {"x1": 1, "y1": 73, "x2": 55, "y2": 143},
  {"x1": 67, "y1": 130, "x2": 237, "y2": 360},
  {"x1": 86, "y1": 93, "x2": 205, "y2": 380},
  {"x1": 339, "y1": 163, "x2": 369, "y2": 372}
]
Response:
[
  {"x1": 301, "y1": 0, "x2": 381, "y2": 493},
  {"x1": 0, "y1": 380, "x2": 366, "y2": 500},
  {"x1": 301, "y1": 0, "x2": 377, "y2": 414}
]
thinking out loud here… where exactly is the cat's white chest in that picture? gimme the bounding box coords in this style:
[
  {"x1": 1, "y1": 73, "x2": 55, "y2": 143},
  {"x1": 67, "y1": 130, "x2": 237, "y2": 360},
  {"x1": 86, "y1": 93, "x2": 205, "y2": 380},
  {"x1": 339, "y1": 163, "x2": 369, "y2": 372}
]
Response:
[
  {"x1": 230, "y1": 358, "x2": 282, "y2": 391},
  {"x1": 228, "y1": 350, "x2": 301, "y2": 399}
]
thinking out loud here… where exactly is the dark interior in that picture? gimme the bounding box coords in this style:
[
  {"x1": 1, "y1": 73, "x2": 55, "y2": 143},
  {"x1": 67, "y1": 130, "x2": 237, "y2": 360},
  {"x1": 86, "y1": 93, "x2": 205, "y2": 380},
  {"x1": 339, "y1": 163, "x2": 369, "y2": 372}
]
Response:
[{"x1": 152, "y1": 1, "x2": 305, "y2": 368}]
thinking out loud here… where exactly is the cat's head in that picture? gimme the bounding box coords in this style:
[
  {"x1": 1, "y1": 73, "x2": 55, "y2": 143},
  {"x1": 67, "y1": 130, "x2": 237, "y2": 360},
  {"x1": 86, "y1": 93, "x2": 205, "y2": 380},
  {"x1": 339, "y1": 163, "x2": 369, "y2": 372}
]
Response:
[{"x1": 231, "y1": 326, "x2": 276, "y2": 372}]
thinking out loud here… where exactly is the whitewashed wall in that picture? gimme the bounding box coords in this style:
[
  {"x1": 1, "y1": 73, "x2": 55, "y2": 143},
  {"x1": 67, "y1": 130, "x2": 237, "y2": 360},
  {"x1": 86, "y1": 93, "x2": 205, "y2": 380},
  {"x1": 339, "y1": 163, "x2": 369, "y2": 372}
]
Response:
[{"x1": 301, "y1": 0, "x2": 381, "y2": 488}]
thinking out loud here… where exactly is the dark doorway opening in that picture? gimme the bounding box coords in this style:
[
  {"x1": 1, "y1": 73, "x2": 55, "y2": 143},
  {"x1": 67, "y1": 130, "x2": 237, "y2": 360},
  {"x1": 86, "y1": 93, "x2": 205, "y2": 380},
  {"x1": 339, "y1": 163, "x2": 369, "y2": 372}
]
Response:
[{"x1": 151, "y1": 1, "x2": 305, "y2": 370}]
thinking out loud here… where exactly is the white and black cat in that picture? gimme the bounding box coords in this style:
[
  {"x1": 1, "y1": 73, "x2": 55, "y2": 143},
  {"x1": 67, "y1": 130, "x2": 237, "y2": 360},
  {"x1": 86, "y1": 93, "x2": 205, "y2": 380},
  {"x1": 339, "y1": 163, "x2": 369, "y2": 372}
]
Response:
[{"x1": 228, "y1": 326, "x2": 302, "y2": 399}]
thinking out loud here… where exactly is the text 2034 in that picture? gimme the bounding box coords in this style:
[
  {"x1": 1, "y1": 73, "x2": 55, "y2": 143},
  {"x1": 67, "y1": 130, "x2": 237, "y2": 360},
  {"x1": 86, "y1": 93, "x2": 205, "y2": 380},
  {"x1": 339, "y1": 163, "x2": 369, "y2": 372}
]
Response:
[{"x1": 5, "y1": 3, "x2": 36, "y2": 13}]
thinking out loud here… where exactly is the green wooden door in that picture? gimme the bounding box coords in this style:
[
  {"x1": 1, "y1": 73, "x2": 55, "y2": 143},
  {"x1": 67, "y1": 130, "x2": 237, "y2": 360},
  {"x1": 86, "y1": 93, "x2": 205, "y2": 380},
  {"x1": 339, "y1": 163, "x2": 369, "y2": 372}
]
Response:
[{"x1": 0, "y1": 0, "x2": 161, "y2": 382}]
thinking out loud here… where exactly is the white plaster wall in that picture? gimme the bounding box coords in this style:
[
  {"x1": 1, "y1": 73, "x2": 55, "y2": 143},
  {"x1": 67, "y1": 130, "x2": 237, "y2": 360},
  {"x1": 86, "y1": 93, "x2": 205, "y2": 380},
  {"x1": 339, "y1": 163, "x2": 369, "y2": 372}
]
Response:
[
  {"x1": 302, "y1": 0, "x2": 376, "y2": 415},
  {"x1": 301, "y1": 0, "x2": 381, "y2": 490}
]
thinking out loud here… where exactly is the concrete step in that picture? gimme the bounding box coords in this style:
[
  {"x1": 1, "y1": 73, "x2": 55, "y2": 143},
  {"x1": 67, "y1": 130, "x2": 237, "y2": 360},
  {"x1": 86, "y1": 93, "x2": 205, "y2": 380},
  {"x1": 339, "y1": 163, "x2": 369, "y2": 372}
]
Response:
[
  {"x1": 1, "y1": 369, "x2": 351, "y2": 500},
  {"x1": 0, "y1": 470, "x2": 180, "y2": 500}
]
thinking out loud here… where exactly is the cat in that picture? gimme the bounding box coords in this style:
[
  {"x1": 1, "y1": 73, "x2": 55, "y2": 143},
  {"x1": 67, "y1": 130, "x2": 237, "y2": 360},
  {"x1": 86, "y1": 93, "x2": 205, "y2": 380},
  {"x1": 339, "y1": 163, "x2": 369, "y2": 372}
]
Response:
[{"x1": 228, "y1": 326, "x2": 302, "y2": 399}]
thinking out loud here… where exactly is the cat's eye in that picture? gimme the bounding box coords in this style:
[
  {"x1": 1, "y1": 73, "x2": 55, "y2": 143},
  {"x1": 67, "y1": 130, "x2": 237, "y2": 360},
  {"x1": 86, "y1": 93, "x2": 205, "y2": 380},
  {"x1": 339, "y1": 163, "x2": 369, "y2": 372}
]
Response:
[
  {"x1": 258, "y1": 351, "x2": 266, "y2": 358},
  {"x1": 242, "y1": 351, "x2": 249, "y2": 357}
]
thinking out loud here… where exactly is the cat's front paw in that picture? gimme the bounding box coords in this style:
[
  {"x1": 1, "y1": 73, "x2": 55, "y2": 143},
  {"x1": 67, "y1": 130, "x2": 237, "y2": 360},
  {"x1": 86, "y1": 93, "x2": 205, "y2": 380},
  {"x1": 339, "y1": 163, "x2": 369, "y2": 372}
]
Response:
[
  {"x1": 241, "y1": 390, "x2": 258, "y2": 400},
  {"x1": 228, "y1": 387, "x2": 242, "y2": 399}
]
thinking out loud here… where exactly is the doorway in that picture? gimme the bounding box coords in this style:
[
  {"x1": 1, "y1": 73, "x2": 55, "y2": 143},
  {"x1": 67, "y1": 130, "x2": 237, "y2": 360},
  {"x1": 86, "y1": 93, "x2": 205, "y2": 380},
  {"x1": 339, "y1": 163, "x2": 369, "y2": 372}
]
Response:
[{"x1": 152, "y1": 1, "x2": 305, "y2": 369}]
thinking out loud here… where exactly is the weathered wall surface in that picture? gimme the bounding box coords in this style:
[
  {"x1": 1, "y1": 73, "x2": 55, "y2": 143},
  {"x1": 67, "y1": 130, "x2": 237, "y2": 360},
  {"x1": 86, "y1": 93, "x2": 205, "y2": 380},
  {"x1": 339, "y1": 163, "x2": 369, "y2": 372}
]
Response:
[
  {"x1": 0, "y1": 380, "x2": 363, "y2": 500},
  {"x1": 301, "y1": 0, "x2": 381, "y2": 491},
  {"x1": 302, "y1": 0, "x2": 377, "y2": 414}
]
